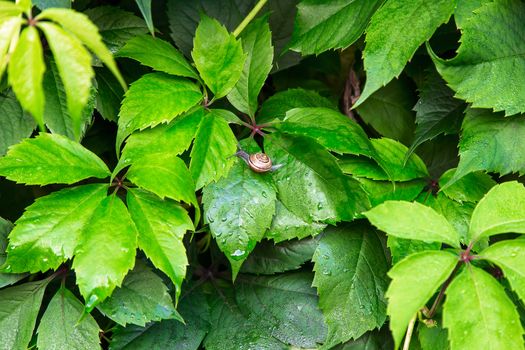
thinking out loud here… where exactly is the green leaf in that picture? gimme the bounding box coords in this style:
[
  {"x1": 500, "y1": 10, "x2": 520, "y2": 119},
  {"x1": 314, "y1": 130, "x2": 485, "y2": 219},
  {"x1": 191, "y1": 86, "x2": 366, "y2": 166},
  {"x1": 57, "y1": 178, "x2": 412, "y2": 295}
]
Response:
[
  {"x1": 0, "y1": 217, "x2": 26, "y2": 288},
  {"x1": 0, "y1": 90, "x2": 35, "y2": 156},
  {"x1": 37, "y1": 7, "x2": 126, "y2": 89},
  {"x1": 204, "y1": 287, "x2": 288, "y2": 350},
  {"x1": 0, "y1": 17, "x2": 22, "y2": 78},
  {"x1": 0, "y1": 133, "x2": 110, "y2": 185},
  {"x1": 387, "y1": 235, "x2": 441, "y2": 265},
  {"x1": 313, "y1": 224, "x2": 389, "y2": 348},
  {"x1": 191, "y1": 15, "x2": 245, "y2": 99},
  {"x1": 418, "y1": 322, "x2": 449, "y2": 350},
  {"x1": 443, "y1": 266, "x2": 524, "y2": 350},
  {"x1": 2, "y1": 184, "x2": 107, "y2": 273},
  {"x1": 202, "y1": 157, "x2": 277, "y2": 278},
  {"x1": 387, "y1": 250, "x2": 458, "y2": 348},
  {"x1": 189, "y1": 111, "x2": 237, "y2": 189},
  {"x1": 278, "y1": 107, "x2": 376, "y2": 157},
  {"x1": 469, "y1": 181, "x2": 525, "y2": 242},
  {"x1": 117, "y1": 73, "x2": 202, "y2": 146},
  {"x1": 42, "y1": 57, "x2": 96, "y2": 141},
  {"x1": 408, "y1": 69, "x2": 464, "y2": 156},
  {"x1": 85, "y1": 6, "x2": 148, "y2": 53},
  {"x1": 0, "y1": 278, "x2": 51, "y2": 350},
  {"x1": 266, "y1": 133, "x2": 370, "y2": 223},
  {"x1": 236, "y1": 272, "x2": 327, "y2": 348},
  {"x1": 364, "y1": 200, "x2": 460, "y2": 247},
  {"x1": 266, "y1": 199, "x2": 327, "y2": 243},
  {"x1": 227, "y1": 16, "x2": 273, "y2": 116},
  {"x1": 358, "y1": 178, "x2": 426, "y2": 208},
  {"x1": 95, "y1": 67, "x2": 124, "y2": 122},
  {"x1": 241, "y1": 237, "x2": 319, "y2": 275},
  {"x1": 442, "y1": 109, "x2": 525, "y2": 188},
  {"x1": 0, "y1": 2, "x2": 23, "y2": 18},
  {"x1": 127, "y1": 189, "x2": 193, "y2": 299},
  {"x1": 454, "y1": 0, "x2": 488, "y2": 28},
  {"x1": 481, "y1": 239, "x2": 525, "y2": 305},
  {"x1": 37, "y1": 22, "x2": 95, "y2": 140},
  {"x1": 355, "y1": 78, "x2": 416, "y2": 145},
  {"x1": 127, "y1": 153, "x2": 197, "y2": 206},
  {"x1": 135, "y1": 0, "x2": 154, "y2": 35},
  {"x1": 116, "y1": 107, "x2": 203, "y2": 176},
  {"x1": 73, "y1": 195, "x2": 138, "y2": 311},
  {"x1": 257, "y1": 88, "x2": 337, "y2": 123},
  {"x1": 7, "y1": 26, "x2": 45, "y2": 130},
  {"x1": 33, "y1": 0, "x2": 71, "y2": 10},
  {"x1": 37, "y1": 287, "x2": 101, "y2": 350},
  {"x1": 439, "y1": 168, "x2": 495, "y2": 203},
  {"x1": 428, "y1": 193, "x2": 474, "y2": 244},
  {"x1": 355, "y1": 0, "x2": 456, "y2": 105},
  {"x1": 98, "y1": 261, "x2": 181, "y2": 327},
  {"x1": 117, "y1": 35, "x2": 198, "y2": 79},
  {"x1": 289, "y1": 0, "x2": 382, "y2": 55},
  {"x1": 109, "y1": 284, "x2": 210, "y2": 350},
  {"x1": 431, "y1": 0, "x2": 525, "y2": 116}
]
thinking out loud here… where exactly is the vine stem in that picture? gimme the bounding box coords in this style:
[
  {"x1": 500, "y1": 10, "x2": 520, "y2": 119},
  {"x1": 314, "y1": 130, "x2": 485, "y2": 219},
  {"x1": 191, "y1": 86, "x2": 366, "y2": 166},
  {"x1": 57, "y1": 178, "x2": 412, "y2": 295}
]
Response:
[
  {"x1": 426, "y1": 261, "x2": 462, "y2": 319},
  {"x1": 233, "y1": 0, "x2": 268, "y2": 37},
  {"x1": 403, "y1": 314, "x2": 417, "y2": 350}
]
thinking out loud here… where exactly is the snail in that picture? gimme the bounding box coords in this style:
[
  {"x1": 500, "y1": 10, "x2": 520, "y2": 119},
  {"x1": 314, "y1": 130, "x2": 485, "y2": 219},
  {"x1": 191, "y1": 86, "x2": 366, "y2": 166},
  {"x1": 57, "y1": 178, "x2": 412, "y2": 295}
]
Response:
[{"x1": 234, "y1": 148, "x2": 282, "y2": 173}]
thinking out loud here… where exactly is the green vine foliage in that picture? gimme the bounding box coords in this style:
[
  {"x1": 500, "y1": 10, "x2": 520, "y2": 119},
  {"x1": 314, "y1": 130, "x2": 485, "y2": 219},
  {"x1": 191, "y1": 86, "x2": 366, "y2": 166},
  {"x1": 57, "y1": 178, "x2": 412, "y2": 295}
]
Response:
[{"x1": 1, "y1": 0, "x2": 525, "y2": 349}]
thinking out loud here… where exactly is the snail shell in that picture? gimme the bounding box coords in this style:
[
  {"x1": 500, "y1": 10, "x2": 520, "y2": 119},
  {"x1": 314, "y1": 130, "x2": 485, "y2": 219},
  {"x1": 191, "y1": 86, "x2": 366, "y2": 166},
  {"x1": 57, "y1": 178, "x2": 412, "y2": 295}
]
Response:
[{"x1": 248, "y1": 153, "x2": 272, "y2": 173}]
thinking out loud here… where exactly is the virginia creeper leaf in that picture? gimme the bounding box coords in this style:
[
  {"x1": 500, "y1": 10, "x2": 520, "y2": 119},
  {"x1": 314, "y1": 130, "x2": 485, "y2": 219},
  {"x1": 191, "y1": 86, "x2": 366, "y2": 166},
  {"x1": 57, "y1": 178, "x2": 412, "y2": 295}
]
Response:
[
  {"x1": 117, "y1": 35, "x2": 198, "y2": 79},
  {"x1": 454, "y1": 0, "x2": 489, "y2": 28},
  {"x1": 117, "y1": 73, "x2": 202, "y2": 146},
  {"x1": 236, "y1": 272, "x2": 327, "y2": 348},
  {"x1": 443, "y1": 266, "x2": 524, "y2": 350},
  {"x1": 38, "y1": 22, "x2": 95, "y2": 140},
  {"x1": 73, "y1": 195, "x2": 138, "y2": 311},
  {"x1": 278, "y1": 107, "x2": 376, "y2": 157},
  {"x1": 266, "y1": 200, "x2": 327, "y2": 243},
  {"x1": 2, "y1": 184, "x2": 108, "y2": 274},
  {"x1": 481, "y1": 239, "x2": 525, "y2": 304},
  {"x1": 191, "y1": 15, "x2": 245, "y2": 99},
  {"x1": 37, "y1": 287, "x2": 101, "y2": 350},
  {"x1": 357, "y1": 178, "x2": 426, "y2": 208},
  {"x1": 0, "y1": 278, "x2": 51, "y2": 350},
  {"x1": 408, "y1": 69, "x2": 464, "y2": 156},
  {"x1": 0, "y1": 90, "x2": 35, "y2": 156},
  {"x1": 469, "y1": 181, "x2": 525, "y2": 242},
  {"x1": 109, "y1": 285, "x2": 210, "y2": 350},
  {"x1": 355, "y1": 0, "x2": 456, "y2": 105},
  {"x1": 127, "y1": 189, "x2": 193, "y2": 299},
  {"x1": 0, "y1": 133, "x2": 110, "y2": 185},
  {"x1": 431, "y1": 0, "x2": 525, "y2": 116},
  {"x1": 7, "y1": 26, "x2": 45, "y2": 130},
  {"x1": 418, "y1": 322, "x2": 449, "y2": 350},
  {"x1": 313, "y1": 224, "x2": 389, "y2": 348},
  {"x1": 33, "y1": 0, "x2": 71, "y2": 10},
  {"x1": 98, "y1": 261, "x2": 181, "y2": 327},
  {"x1": 0, "y1": 217, "x2": 26, "y2": 288},
  {"x1": 355, "y1": 78, "x2": 416, "y2": 145},
  {"x1": 266, "y1": 133, "x2": 370, "y2": 223},
  {"x1": 134, "y1": 0, "x2": 154, "y2": 35},
  {"x1": 364, "y1": 200, "x2": 460, "y2": 247},
  {"x1": 438, "y1": 168, "x2": 495, "y2": 203},
  {"x1": 442, "y1": 108, "x2": 525, "y2": 188},
  {"x1": 202, "y1": 158, "x2": 277, "y2": 279},
  {"x1": 127, "y1": 153, "x2": 197, "y2": 206},
  {"x1": 203, "y1": 287, "x2": 288, "y2": 350},
  {"x1": 241, "y1": 237, "x2": 319, "y2": 275},
  {"x1": 289, "y1": 0, "x2": 383, "y2": 55},
  {"x1": 0, "y1": 17, "x2": 22, "y2": 78},
  {"x1": 257, "y1": 88, "x2": 336, "y2": 123},
  {"x1": 43, "y1": 57, "x2": 96, "y2": 141},
  {"x1": 428, "y1": 193, "x2": 474, "y2": 244},
  {"x1": 189, "y1": 111, "x2": 237, "y2": 189},
  {"x1": 387, "y1": 235, "x2": 441, "y2": 265},
  {"x1": 227, "y1": 16, "x2": 273, "y2": 116},
  {"x1": 387, "y1": 250, "x2": 458, "y2": 348},
  {"x1": 85, "y1": 6, "x2": 148, "y2": 53},
  {"x1": 95, "y1": 67, "x2": 124, "y2": 122},
  {"x1": 116, "y1": 107, "x2": 203, "y2": 177},
  {"x1": 37, "y1": 7, "x2": 126, "y2": 89}
]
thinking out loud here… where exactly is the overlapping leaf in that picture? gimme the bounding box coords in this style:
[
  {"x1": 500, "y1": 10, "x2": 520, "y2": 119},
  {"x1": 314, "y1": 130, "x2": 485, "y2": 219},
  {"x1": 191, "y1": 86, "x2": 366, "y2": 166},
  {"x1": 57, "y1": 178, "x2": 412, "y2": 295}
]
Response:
[
  {"x1": 0, "y1": 133, "x2": 110, "y2": 185},
  {"x1": 0, "y1": 91, "x2": 35, "y2": 156}
]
